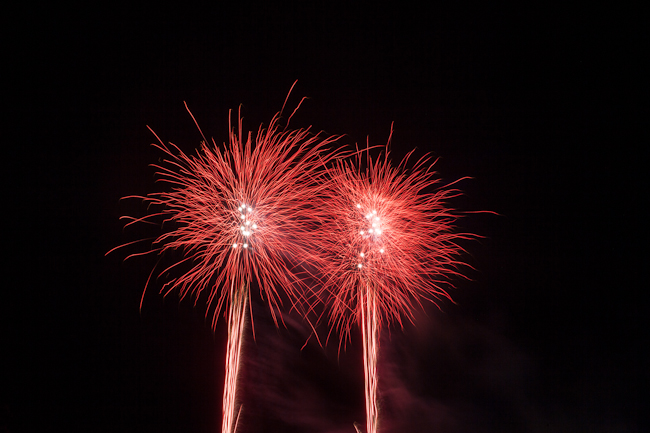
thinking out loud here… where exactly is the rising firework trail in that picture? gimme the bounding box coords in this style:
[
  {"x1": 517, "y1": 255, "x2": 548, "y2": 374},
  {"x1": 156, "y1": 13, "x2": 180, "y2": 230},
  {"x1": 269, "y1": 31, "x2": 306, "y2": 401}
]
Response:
[
  {"x1": 311, "y1": 129, "x2": 476, "y2": 433},
  {"x1": 108, "y1": 86, "x2": 342, "y2": 433}
]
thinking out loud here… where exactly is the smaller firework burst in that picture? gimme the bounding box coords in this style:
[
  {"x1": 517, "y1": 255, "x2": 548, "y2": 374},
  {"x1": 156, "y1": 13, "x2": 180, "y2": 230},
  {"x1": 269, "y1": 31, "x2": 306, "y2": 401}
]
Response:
[{"x1": 311, "y1": 128, "x2": 476, "y2": 433}]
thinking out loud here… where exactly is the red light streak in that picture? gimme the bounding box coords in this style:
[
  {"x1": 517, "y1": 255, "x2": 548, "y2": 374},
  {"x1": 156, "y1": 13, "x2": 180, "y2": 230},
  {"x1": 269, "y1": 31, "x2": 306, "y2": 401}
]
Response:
[
  {"x1": 223, "y1": 281, "x2": 247, "y2": 433},
  {"x1": 361, "y1": 284, "x2": 378, "y2": 433}
]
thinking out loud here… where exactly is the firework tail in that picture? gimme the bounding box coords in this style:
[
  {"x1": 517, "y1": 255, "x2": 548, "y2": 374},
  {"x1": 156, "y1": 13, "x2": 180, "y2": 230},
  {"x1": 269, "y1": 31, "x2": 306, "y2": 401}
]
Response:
[
  {"x1": 361, "y1": 283, "x2": 378, "y2": 433},
  {"x1": 222, "y1": 281, "x2": 248, "y2": 433}
]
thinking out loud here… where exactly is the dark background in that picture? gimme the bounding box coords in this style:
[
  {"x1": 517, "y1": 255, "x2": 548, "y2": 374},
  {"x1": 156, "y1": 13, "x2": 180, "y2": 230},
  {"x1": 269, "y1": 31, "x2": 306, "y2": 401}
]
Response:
[{"x1": 5, "y1": 3, "x2": 646, "y2": 433}]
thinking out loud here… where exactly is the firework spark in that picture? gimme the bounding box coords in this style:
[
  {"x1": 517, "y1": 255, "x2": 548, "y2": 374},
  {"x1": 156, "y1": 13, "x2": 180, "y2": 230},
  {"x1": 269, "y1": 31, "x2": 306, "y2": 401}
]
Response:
[
  {"x1": 109, "y1": 92, "x2": 342, "y2": 433},
  {"x1": 312, "y1": 130, "x2": 475, "y2": 433}
]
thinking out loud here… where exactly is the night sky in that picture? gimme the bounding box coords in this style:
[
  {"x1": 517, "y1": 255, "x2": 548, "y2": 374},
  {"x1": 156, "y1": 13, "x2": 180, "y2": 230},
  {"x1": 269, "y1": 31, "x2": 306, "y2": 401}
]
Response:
[{"x1": 5, "y1": 3, "x2": 646, "y2": 433}]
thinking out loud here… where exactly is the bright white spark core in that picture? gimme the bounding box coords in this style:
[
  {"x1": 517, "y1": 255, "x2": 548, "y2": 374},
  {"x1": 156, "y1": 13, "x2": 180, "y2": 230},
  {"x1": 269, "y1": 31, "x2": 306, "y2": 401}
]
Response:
[
  {"x1": 356, "y1": 206, "x2": 388, "y2": 270},
  {"x1": 234, "y1": 203, "x2": 259, "y2": 248}
]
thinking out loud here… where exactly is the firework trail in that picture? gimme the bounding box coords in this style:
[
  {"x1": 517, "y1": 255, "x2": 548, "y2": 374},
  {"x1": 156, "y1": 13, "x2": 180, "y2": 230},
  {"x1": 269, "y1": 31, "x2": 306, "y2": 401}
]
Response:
[
  {"x1": 223, "y1": 281, "x2": 247, "y2": 433},
  {"x1": 108, "y1": 88, "x2": 342, "y2": 433},
  {"x1": 311, "y1": 130, "x2": 475, "y2": 433}
]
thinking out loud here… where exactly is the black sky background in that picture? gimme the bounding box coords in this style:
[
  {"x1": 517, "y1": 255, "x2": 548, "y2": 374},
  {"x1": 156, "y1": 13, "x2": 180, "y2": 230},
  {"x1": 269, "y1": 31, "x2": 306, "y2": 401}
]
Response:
[{"x1": 5, "y1": 3, "x2": 646, "y2": 433}]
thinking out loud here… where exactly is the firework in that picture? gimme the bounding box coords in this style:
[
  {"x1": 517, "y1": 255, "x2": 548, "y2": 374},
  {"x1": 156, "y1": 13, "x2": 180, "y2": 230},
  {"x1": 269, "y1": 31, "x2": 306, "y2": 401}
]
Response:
[
  {"x1": 312, "y1": 130, "x2": 475, "y2": 433},
  {"x1": 109, "y1": 92, "x2": 342, "y2": 433}
]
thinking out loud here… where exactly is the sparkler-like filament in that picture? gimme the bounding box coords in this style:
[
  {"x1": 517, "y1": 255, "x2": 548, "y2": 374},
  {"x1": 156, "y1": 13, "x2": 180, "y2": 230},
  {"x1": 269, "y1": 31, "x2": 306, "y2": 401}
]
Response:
[
  {"x1": 361, "y1": 284, "x2": 378, "y2": 433},
  {"x1": 222, "y1": 281, "x2": 247, "y2": 433}
]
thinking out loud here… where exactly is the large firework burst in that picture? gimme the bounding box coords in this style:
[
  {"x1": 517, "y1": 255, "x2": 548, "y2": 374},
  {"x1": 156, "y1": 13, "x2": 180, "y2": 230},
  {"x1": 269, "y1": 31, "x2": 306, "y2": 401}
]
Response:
[
  {"x1": 312, "y1": 130, "x2": 475, "y2": 433},
  {"x1": 110, "y1": 93, "x2": 342, "y2": 433}
]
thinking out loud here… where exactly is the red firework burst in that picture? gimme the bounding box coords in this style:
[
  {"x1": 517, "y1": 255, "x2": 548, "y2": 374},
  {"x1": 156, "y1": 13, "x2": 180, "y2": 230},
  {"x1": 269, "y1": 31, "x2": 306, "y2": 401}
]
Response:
[
  {"x1": 109, "y1": 90, "x2": 342, "y2": 433},
  {"x1": 311, "y1": 128, "x2": 476, "y2": 433},
  {"x1": 114, "y1": 100, "x2": 341, "y2": 326},
  {"x1": 315, "y1": 133, "x2": 474, "y2": 339}
]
